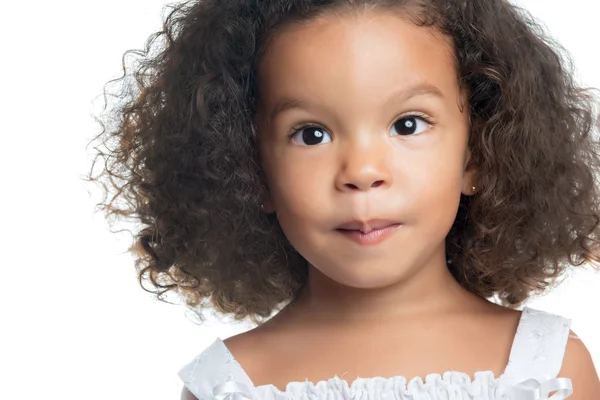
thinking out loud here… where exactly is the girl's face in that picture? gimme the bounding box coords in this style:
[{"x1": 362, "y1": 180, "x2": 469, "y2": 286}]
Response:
[{"x1": 255, "y1": 10, "x2": 476, "y2": 289}]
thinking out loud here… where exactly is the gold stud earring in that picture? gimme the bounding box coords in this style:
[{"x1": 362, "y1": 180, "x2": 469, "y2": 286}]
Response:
[{"x1": 472, "y1": 185, "x2": 477, "y2": 193}]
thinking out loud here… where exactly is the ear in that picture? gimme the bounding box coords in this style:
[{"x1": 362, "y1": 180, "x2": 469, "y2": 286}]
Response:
[
  {"x1": 261, "y1": 198, "x2": 275, "y2": 214},
  {"x1": 461, "y1": 148, "x2": 478, "y2": 196},
  {"x1": 260, "y1": 188, "x2": 275, "y2": 214}
]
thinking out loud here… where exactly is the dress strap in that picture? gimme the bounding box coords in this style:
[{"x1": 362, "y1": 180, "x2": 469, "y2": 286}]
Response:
[
  {"x1": 503, "y1": 307, "x2": 572, "y2": 384},
  {"x1": 179, "y1": 338, "x2": 258, "y2": 400}
]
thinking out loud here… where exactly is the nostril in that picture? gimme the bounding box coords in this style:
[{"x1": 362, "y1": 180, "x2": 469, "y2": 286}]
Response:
[{"x1": 344, "y1": 180, "x2": 385, "y2": 190}]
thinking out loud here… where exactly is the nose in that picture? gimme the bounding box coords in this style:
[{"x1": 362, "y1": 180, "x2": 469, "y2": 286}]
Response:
[{"x1": 335, "y1": 140, "x2": 392, "y2": 192}]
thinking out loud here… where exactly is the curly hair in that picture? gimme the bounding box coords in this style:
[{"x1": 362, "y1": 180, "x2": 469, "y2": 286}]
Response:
[{"x1": 86, "y1": 0, "x2": 600, "y2": 325}]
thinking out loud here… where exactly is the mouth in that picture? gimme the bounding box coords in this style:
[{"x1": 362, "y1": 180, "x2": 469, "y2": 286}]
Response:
[
  {"x1": 335, "y1": 219, "x2": 401, "y2": 233},
  {"x1": 334, "y1": 219, "x2": 402, "y2": 246}
]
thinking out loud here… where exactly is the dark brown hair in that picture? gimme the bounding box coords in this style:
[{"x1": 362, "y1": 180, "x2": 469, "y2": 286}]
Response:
[{"x1": 86, "y1": 0, "x2": 600, "y2": 324}]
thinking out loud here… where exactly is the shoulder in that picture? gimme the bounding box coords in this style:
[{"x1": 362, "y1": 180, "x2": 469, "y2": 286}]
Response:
[
  {"x1": 180, "y1": 387, "x2": 199, "y2": 400},
  {"x1": 558, "y1": 329, "x2": 600, "y2": 399},
  {"x1": 177, "y1": 332, "x2": 265, "y2": 400},
  {"x1": 222, "y1": 329, "x2": 272, "y2": 384},
  {"x1": 221, "y1": 317, "x2": 299, "y2": 387}
]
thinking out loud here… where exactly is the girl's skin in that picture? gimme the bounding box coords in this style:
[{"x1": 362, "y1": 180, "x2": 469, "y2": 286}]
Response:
[{"x1": 184, "y1": 8, "x2": 599, "y2": 400}]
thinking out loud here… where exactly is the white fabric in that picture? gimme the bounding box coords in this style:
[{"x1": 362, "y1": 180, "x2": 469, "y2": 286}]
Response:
[{"x1": 178, "y1": 306, "x2": 573, "y2": 400}]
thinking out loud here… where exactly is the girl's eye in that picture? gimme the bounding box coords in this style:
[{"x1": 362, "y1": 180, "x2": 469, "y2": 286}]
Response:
[
  {"x1": 390, "y1": 114, "x2": 432, "y2": 136},
  {"x1": 291, "y1": 125, "x2": 332, "y2": 146},
  {"x1": 290, "y1": 113, "x2": 432, "y2": 145}
]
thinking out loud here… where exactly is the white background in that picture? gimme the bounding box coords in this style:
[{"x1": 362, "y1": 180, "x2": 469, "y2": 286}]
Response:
[{"x1": 1, "y1": 1, "x2": 599, "y2": 399}]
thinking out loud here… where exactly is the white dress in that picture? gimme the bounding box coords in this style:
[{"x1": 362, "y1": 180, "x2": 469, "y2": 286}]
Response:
[{"x1": 178, "y1": 307, "x2": 574, "y2": 400}]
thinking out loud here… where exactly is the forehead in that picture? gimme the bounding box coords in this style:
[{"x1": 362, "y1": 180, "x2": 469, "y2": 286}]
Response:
[{"x1": 257, "y1": 10, "x2": 460, "y2": 116}]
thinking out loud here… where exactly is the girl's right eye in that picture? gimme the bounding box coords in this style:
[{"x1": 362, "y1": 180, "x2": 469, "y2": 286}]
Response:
[{"x1": 290, "y1": 125, "x2": 332, "y2": 146}]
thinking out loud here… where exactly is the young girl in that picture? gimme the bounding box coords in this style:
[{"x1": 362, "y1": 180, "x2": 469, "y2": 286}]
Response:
[{"x1": 87, "y1": 0, "x2": 600, "y2": 399}]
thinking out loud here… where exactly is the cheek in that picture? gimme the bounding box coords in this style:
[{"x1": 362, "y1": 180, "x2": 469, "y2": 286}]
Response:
[
  {"x1": 268, "y1": 159, "x2": 331, "y2": 219},
  {"x1": 264, "y1": 162, "x2": 330, "y2": 253},
  {"x1": 407, "y1": 150, "x2": 465, "y2": 233}
]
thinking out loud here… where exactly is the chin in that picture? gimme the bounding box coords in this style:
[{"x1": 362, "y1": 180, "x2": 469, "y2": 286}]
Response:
[{"x1": 310, "y1": 259, "x2": 413, "y2": 289}]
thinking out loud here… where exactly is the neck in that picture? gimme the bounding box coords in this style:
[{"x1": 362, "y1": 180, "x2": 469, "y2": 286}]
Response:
[{"x1": 285, "y1": 250, "x2": 490, "y2": 326}]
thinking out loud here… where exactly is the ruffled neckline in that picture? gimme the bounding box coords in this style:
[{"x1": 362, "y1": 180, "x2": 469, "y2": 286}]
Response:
[
  {"x1": 216, "y1": 336, "x2": 509, "y2": 396},
  {"x1": 252, "y1": 370, "x2": 505, "y2": 397}
]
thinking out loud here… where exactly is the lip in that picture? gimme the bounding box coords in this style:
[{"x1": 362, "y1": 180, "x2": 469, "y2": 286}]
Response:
[
  {"x1": 336, "y1": 219, "x2": 399, "y2": 232},
  {"x1": 335, "y1": 219, "x2": 402, "y2": 246}
]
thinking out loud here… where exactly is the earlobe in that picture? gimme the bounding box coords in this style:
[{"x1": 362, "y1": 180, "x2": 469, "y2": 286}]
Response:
[
  {"x1": 260, "y1": 195, "x2": 275, "y2": 214},
  {"x1": 258, "y1": 168, "x2": 275, "y2": 214},
  {"x1": 461, "y1": 179, "x2": 478, "y2": 196},
  {"x1": 462, "y1": 166, "x2": 479, "y2": 196},
  {"x1": 462, "y1": 149, "x2": 478, "y2": 196},
  {"x1": 460, "y1": 160, "x2": 478, "y2": 195},
  {"x1": 463, "y1": 173, "x2": 478, "y2": 196}
]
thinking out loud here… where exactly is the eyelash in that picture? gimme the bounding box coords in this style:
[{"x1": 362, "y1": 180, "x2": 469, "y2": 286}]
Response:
[{"x1": 288, "y1": 112, "x2": 435, "y2": 139}]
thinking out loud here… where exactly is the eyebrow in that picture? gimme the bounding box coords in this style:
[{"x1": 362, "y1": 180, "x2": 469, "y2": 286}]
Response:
[{"x1": 269, "y1": 83, "x2": 445, "y2": 122}]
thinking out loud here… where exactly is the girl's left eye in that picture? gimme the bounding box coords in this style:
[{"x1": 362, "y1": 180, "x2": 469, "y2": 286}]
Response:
[{"x1": 390, "y1": 114, "x2": 433, "y2": 136}]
